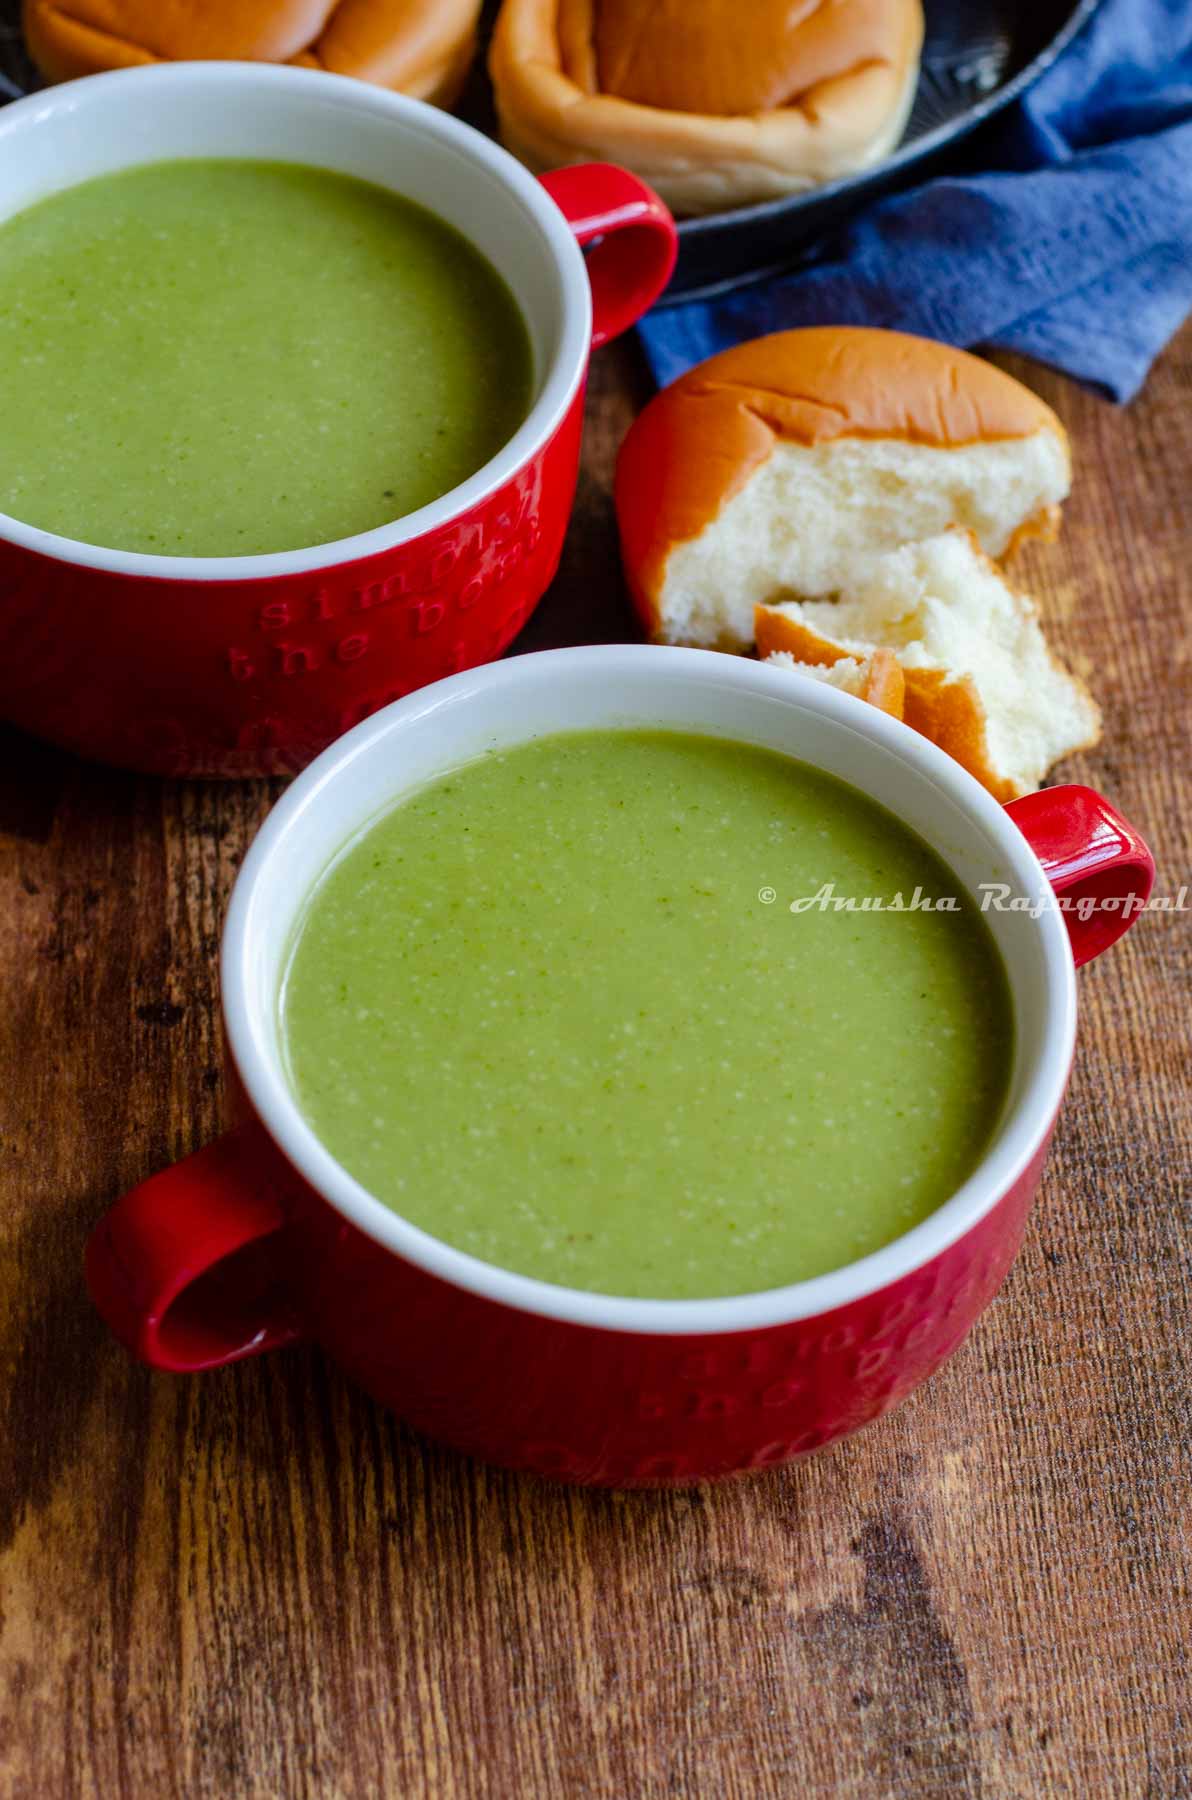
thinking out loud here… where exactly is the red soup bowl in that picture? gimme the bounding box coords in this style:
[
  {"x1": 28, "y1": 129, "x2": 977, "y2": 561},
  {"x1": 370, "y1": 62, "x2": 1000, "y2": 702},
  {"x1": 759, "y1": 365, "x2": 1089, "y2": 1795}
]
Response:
[
  {"x1": 86, "y1": 647, "x2": 1154, "y2": 1484},
  {"x1": 0, "y1": 64, "x2": 675, "y2": 777}
]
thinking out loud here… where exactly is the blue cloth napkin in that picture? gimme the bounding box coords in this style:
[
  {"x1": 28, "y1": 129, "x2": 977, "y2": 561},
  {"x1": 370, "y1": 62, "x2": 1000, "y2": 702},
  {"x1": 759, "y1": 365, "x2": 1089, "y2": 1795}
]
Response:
[{"x1": 638, "y1": 0, "x2": 1192, "y2": 402}]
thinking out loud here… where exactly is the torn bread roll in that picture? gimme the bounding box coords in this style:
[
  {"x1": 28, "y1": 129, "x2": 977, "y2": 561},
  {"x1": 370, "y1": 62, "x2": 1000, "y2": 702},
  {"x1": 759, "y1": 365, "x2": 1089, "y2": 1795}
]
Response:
[
  {"x1": 756, "y1": 529, "x2": 1100, "y2": 800},
  {"x1": 24, "y1": 0, "x2": 483, "y2": 106},
  {"x1": 765, "y1": 649, "x2": 905, "y2": 718},
  {"x1": 489, "y1": 0, "x2": 923, "y2": 216},
  {"x1": 616, "y1": 327, "x2": 1071, "y2": 650}
]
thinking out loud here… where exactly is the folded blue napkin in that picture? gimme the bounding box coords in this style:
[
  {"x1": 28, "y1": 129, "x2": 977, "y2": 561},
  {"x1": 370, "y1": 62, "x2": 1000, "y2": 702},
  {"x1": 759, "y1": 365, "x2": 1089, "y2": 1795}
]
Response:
[{"x1": 638, "y1": 0, "x2": 1192, "y2": 402}]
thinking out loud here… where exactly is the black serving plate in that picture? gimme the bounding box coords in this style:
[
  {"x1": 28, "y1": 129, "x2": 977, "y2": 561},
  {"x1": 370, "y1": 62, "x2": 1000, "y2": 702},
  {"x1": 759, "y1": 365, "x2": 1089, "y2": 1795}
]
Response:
[
  {"x1": 666, "y1": 0, "x2": 1101, "y2": 301},
  {"x1": 0, "y1": 0, "x2": 35, "y2": 101},
  {"x1": 0, "y1": 0, "x2": 1099, "y2": 302}
]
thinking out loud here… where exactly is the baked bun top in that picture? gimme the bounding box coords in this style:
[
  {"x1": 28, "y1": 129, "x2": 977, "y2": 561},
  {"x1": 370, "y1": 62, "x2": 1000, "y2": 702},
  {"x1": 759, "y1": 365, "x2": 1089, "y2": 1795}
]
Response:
[
  {"x1": 616, "y1": 327, "x2": 1069, "y2": 637},
  {"x1": 24, "y1": 0, "x2": 482, "y2": 103},
  {"x1": 491, "y1": 0, "x2": 923, "y2": 216},
  {"x1": 566, "y1": 0, "x2": 910, "y2": 118}
]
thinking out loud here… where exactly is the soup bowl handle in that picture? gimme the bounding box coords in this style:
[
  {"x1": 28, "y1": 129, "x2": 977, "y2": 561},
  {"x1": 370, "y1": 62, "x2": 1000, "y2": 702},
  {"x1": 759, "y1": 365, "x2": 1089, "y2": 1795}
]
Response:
[
  {"x1": 538, "y1": 164, "x2": 677, "y2": 348},
  {"x1": 1005, "y1": 784, "x2": 1155, "y2": 968},
  {"x1": 85, "y1": 1126, "x2": 303, "y2": 1371}
]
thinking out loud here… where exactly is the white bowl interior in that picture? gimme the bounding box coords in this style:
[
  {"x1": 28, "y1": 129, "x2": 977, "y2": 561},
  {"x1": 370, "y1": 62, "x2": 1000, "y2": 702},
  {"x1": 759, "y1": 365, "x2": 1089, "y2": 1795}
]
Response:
[
  {"x1": 0, "y1": 65, "x2": 587, "y2": 577},
  {"x1": 224, "y1": 647, "x2": 1077, "y2": 1333}
]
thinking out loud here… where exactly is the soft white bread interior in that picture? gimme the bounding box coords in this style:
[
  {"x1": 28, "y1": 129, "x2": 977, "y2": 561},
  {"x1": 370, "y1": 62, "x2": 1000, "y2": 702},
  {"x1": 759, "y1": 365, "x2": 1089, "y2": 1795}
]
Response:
[
  {"x1": 755, "y1": 529, "x2": 1100, "y2": 800},
  {"x1": 764, "y1": 648, "x2": 906, "y2": 718},
  {"x1": 660, "y1": 431, "x2": 1070, "y2": 650}
]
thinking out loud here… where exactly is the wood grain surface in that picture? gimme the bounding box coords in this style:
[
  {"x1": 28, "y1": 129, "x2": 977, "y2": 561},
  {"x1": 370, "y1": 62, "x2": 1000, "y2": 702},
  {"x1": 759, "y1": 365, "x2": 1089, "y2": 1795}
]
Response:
[{"x1": 1, "y1": 327, "x2": 1189, "y2": 1800}]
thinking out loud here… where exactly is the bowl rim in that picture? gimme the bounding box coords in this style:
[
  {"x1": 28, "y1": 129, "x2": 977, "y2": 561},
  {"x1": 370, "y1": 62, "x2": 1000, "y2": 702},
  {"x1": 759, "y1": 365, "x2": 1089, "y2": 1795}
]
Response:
[
  {"x1": 0, "y1": 61, "x2": 592, "y2": 583},
  {"x1": 222, "y1": 644, "x2": 1077, "y2": 1336}
]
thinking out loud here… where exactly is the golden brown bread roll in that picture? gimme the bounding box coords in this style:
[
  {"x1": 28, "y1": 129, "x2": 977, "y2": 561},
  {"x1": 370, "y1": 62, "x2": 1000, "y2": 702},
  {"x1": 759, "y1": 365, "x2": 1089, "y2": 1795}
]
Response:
[
  {"x1": 615, "y1": 327, "x2": 1095, "y2": 796},
  {"x1": 24, "y1": 0, "x2": 482, "y2": 107},
  {"x1": 490, "y1": 0, "x2": 924, "y2": 215},
  {"x1": 615, "y1": 327, "x2": 1071, "y2": 650}
]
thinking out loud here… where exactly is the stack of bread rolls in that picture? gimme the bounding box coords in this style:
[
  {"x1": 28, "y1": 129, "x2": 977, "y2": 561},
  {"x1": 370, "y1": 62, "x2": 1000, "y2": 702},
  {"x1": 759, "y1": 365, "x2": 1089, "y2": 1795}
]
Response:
[
  {"x1": 490, "y1": 0, "x2": 924, "y2": 215},
  {"x1": 27, "y1": 1, "x2": 924, "y2": 213},
  {"x1": 616, "y1": 327, "x2": 1100, "y2": 801}
]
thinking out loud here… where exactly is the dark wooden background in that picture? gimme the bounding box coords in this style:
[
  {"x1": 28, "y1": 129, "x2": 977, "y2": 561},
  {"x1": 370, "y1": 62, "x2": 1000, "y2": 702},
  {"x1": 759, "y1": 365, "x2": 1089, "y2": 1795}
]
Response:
[{"x1": 1, "y1": 324, "x2": 1189, "y2": 1797}]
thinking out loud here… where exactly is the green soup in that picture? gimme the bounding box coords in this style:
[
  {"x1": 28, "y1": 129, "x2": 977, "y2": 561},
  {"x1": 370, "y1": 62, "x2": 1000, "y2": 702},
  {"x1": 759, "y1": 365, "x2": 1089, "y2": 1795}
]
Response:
[
  {"x1": 280, "y1": 731, "x2": 1014, "y2": 1300},
  {"x1": 0, "y1": 159, "x2": 532, "y2": 556}
]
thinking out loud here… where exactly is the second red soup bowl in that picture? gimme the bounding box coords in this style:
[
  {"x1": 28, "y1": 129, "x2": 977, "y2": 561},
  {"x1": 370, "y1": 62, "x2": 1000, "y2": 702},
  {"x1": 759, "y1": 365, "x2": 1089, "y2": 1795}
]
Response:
[
  {"x1": 85, "y1": 647, "x2": 1154, "y2": 1485},
  {"x1": 0, "y1": 63, "x2": 675, "y2": 777}
]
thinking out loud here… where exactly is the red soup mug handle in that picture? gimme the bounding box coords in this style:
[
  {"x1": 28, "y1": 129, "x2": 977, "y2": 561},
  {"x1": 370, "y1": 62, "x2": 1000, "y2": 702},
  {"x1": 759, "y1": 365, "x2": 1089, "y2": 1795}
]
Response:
[
  {"x1": 85, "y1": 1126, "x2": 302, "y2": 1371},
  {"x1": 539, "y1": 164, "x2": 678, "y2": 348},
  {"x1": 1005, "y1": 784, "x2": 1155, "y2": 968}
]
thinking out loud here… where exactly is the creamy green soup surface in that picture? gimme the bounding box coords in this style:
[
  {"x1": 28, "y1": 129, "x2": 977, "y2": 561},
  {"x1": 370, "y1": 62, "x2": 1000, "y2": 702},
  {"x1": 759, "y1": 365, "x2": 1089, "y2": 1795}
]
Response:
[
  {"x1": 280, "y1": 731, "x2": 1014, "y2": 1300},
  {"x1": 0, "y1": 159, "x2": 531, "y2": 555}
]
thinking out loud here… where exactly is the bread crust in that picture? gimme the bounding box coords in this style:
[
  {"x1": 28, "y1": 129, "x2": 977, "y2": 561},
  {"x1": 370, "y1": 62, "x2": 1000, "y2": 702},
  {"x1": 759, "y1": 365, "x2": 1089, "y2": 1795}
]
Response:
[
  {"x1": 490, "y1": 0, "x2": 924, "y2": 216},
  {"x1": 23, "y1": 0, "x2": 482, "y2": 105},
  {"x1": 765, "y1": 647, "x2": 905, "y2": 716},
  {"x1": 858, "y1": 648, "x2": 906, "y2": 717},
  {"x1": 615, "y1": 327, "x2": 1071, "y2": 636}
]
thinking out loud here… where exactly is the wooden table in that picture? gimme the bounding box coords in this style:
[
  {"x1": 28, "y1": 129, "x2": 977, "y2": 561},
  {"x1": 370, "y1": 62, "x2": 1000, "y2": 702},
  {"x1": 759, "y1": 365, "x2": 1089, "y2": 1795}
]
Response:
[{"x1": 1, "y1": 324, "x2": 1188, "y2": 1800}]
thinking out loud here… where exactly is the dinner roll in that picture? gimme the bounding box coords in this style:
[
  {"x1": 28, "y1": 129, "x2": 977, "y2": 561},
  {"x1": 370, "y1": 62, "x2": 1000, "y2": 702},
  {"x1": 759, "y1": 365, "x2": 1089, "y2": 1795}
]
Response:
[
  {"x1": 616, "y1": 328, "x2": 1072, "y2": 651},
  {"x1": 756, "y1": 529, "x2": 1101, "y2": 800},
  {"x1": 24, "y1": 0, "x2": 482, "y2": 105},
  {"x1": 765, "y1": 649, "x2": 905, "y2": 718},
  {"x1": 489, "y1": 0, "x2": 924, "y2": 215}
]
